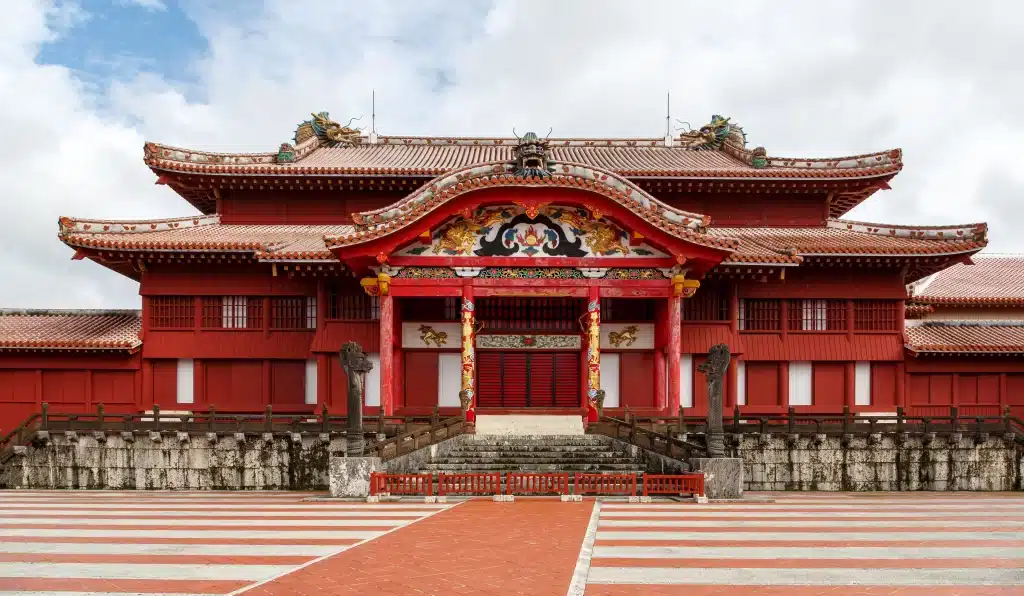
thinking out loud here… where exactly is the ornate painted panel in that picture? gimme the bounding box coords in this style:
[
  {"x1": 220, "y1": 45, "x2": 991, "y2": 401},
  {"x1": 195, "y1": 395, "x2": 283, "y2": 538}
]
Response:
[
  {"x1": 394, "y1": 205, "x2": 669, "y2": 259},
  {"x1": 401, "y1": 322, "x2": 462, "y2": 349},
  {"x1": 476, "y1": 334, "x2": 581, "y2": 350},
  {"x1": 599, "y1": 323, "x2": 655, "y2": 351}
]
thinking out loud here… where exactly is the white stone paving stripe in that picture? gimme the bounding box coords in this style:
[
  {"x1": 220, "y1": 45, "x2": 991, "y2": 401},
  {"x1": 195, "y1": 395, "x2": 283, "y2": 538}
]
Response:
[
  {"x1": 594, "y1": 530, "x2": 1024, "y2": 541},
  {"x1": 597, "y1": 519, "x2": 1024, "y2": 528},
  {"x1": 598, "y1": 510, "x2": 1024, "y2": 518},
  {"x1": 0, "y1": 529, "x2": 384, "y2": 539},
  {"x1": 598, "y1": 507, "x2": 1024, "y2": 512},
  {"x1": 0, "y1": 562, "x2": 294, "y2": 581},
  {"x1": 591, "y1": 545, "x2": 1024, "y2": 559},
  {"x1": 0, "y1": 517, "x2": 408, "y2": 527},
  {"x1": 0, "y1": 593, "x2": 221, "y2": 596},
  {"x1": 0, "y1": 543, "x2": 342, "y2": 557},
  {"x1": 566, "y1": 501, "x2": 601, "y2": 596},
  {"x1": 0, "y1": 507, "x2": 446, "y2": 512},
  {"x1": 0, "y1": 509, "x2": 431, "y2": 518},
  {"x1": 586, "y1": 567, "x2": 1024, "y2": 586}
]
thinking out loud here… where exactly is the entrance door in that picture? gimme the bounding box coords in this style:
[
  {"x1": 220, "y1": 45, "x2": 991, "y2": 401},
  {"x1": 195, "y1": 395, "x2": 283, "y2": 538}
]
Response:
[{"x1": 477, "y1": 351, "x2": 579, "y2": 408}]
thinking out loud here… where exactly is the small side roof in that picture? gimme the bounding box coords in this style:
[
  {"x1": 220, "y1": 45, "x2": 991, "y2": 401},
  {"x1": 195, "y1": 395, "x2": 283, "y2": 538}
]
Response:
[
  {"x1": 908, "y1": 256, "x2": 1024, "y2": 306},
  {"x1": 905, "y1": 320, "x2": 1024, "y2": 355},
  {"x1": 0, "y1": 309, "x2": 141, "y2": 352}
]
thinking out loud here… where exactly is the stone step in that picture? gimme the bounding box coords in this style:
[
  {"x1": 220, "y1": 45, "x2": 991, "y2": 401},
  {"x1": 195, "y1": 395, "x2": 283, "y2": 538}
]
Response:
[
  {"x1": 444, "y1": 448, "x2": 625, "y2": 457},
  {"x1": 421, "y1": 463, "x2": 642, "y2": 472},
  {"x1": 463, "y1": 438, "x2": 611, "y2": 447},
  {"x1": 430, "y1": 457, "x2": 640, "y2": 465},
  {"x1": 475, "y1": 415, "x2": 585, "y2": 436}
]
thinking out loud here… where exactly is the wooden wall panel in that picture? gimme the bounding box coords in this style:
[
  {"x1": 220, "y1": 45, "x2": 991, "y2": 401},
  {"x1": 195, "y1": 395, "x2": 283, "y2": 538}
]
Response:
[
  {"x1": 870, "y1": 362, "x2": 898, "y2": 409},
  {"x1": 151, "y1": 360, "x2": 178, "y2": 408},
  {"x1": 403, "y1": 352, "x2": 439, "y2": 409},
  {"x1": 91, "y1": 371, "x2": 136, "y2": 409},
  {"x1": 203, "y1": 360, "x2": 263, "y2": 410},
  {"x1": 1007, "y1": 375, "x2": 1024, "y2": 418},
  {"x1": 41, "y1": 371, "x2": 88, "y2": 411},
  {"x1": 744, "y1": 362, "x2": 780, "y2": 408},
  {"x1": 270, "y1": 361, "x2": 306, "y2": 406},
  {"x1": 619, "y1": 352, "x2": 655, "y2": 409},
  {"x1": 812, "y1": 362, "x2": 846, "y2": 409},
  {"x1": 0, "y1": 371, "x2": 39, "y2": 432}
]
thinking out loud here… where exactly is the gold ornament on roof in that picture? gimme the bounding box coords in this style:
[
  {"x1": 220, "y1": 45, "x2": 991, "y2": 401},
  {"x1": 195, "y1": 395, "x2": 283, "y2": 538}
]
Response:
[{"x1": 294, "y1": 112, "x2": 362, "y2": 147}]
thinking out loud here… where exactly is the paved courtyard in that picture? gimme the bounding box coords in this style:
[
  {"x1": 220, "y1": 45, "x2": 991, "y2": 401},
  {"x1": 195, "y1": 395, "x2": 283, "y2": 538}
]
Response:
[{"x1": 0, "y1": 491, "x2": 1019, "y2": 594}]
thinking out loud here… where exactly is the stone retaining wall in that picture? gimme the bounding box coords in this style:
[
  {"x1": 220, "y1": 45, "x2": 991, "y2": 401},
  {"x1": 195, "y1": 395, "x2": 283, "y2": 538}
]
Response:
[
  {"x1": 736, "y1": 434, "x2": 1023, "y2": 491},
  {"x1": 1, "y1": 431, "x2": 347, "y2": 490}
]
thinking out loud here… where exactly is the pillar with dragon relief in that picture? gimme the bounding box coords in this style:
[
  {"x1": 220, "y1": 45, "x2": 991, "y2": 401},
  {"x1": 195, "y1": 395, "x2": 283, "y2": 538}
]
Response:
[
  {"x1": 585, "y1": 288, "x2": 601, "y2": 421},
  {"x1": 459, "y1": 288, "x2": 477, "y2": 423}
]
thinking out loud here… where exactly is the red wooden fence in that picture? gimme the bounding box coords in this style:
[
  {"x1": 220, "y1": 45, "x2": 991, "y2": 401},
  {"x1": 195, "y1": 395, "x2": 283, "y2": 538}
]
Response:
[
  {"x1": 369, "y1": 473, "x2": 433, "y2": 496},
  {"x1": 506, "y1": 472, "x2": 570, "y2": 495},
  {"x1": 642, "y1": 474, "x2": 705, "y2": 497},
  {"x1": 438, "y1": 473, "x2": 501, "y2": 495},
  {"x1": 574, "y1": 473, "x2": 637, "y2": 495}
]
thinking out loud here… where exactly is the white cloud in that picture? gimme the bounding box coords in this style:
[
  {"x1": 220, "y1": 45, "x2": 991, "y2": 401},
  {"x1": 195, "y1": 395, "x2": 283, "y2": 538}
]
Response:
[
  {"x1": 119, "y1": 0, "x2": 166, "y2": 11},
  {"x1": 1, "y1": 0, "x2": 1022, "y2": 308}
]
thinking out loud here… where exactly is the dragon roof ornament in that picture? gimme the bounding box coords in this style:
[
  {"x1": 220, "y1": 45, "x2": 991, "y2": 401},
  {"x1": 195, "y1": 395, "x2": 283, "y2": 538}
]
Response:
[
  {"x1": 678, "y1": 114, "x2": 747, "y2": 151},
  {"x1": 512, "y1": 130, "x2": 554, "y2": 178}
]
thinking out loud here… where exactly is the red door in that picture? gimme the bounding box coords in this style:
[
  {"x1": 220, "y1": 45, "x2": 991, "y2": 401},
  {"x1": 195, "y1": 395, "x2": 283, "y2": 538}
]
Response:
[{"x1": 477, "y1": 351, "x2": 579, "y2": 408}]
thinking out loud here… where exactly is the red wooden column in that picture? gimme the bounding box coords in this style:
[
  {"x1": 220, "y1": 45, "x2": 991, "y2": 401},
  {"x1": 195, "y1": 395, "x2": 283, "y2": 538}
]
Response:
[
  {"x1": 844, "y1": 361, "x2": 856, "y2": 410},
  {"x1": 654, "y1": 351, "x2": 666, "y2": 411},
  {"x1": 667, "y1": 294, "x2": 682, "y2": 415},
  {"x1": 378, "y1": 277, "x2": 395, "y2": 416}
]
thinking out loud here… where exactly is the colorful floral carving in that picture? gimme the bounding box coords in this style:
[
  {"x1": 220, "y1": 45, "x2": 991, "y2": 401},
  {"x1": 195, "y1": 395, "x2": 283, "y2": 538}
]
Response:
[
  {"x1": 477, "y1": 267, "x2": 584, "y2": 279},
  {"x1": 394, "y1": 267, "x2": 456, "y2": 278},
  {"x1": 586, "y1": 299, "x2": 601, "y2": 398},
  {"x1": 476, "y1": 334, "x2": 581, "y2": 350},
  {"x1": 605, "y1": 268, "x2": 666, "y2": 280},
  {"x1": 460, "y1": 298, "x2": 476, "y2": 416}
]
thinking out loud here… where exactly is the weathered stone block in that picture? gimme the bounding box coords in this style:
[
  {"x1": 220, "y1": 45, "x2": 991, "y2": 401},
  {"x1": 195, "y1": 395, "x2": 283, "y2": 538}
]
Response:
[
  {"x1": 328, "y1": 456, "x2": 382, "y2": 497},
  {"x1": 690, "y1": 457, "x2": 743, "y2": 499}
]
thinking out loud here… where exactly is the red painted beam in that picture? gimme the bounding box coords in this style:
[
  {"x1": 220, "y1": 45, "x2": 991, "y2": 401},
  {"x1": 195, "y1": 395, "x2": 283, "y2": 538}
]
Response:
[{"x1": 387, "y1": 256, "x2": 675, "y2": 268}]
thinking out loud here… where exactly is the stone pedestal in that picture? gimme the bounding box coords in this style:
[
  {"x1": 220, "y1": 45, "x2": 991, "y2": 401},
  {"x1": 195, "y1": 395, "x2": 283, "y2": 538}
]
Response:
[
  {"x1": 690, "y1": 457, "x2": 743, "y2": 499},
  {"x1": 329, "y1": 456, "x2": 382, "y2": 498}
]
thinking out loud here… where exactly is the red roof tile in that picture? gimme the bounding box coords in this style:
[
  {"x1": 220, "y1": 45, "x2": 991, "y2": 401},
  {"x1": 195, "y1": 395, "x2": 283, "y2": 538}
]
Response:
[
  {"x1": 58, "y1": 213, "x2": 987, "y2": 267},
  {"x1": 712, "y1": 219, "x2": 986, "y2": 264},
  {"x1": 0, "y1": 310, "x2": 141, "y2": 351},
  {"x1": 909, "y1": 256, "x2": 1024, "y2": 305},
  {"x1": 59, "y1": 216, "x2": 348, "y2": 261},
  {"x1": 905, "y1": 321, "x2": 1024, "y2": 354},
  {"x1": 143, "y1": 136, "x2": 902, "y2": 181}
]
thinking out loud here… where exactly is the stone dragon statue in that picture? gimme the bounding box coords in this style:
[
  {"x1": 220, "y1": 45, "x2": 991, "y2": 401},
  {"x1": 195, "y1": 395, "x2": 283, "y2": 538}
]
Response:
[
  {"x1": 295, "y1": 112, "x2": 362, "y2": 147},
  {"x1": 697, "y1": 343, "x2": 731, "y2": 458},
  {"x1": 678, "y1": 115, "x2": 747, "y2": 151},
  {"x1": 340, "y1": 341, "x2": 375, "y2": 456}
]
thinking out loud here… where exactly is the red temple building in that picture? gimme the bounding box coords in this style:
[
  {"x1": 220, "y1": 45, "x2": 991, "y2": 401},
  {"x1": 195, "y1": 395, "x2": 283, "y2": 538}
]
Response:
[{"x1": 1, "y1": 112, "x2": 1019, "y2": 432}]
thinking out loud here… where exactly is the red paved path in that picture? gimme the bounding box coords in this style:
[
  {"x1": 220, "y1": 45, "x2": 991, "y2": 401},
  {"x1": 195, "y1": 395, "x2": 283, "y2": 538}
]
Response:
[{"x1": 243, "y1": 498, "x2": 594, "y2": 596}]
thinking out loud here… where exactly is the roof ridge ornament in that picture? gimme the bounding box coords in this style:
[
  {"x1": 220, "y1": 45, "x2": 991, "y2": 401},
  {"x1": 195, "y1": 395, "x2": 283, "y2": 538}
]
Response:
[
  {"x1": 678, "y1": 114, "x2": 747, "y2": 151},
  {"x1": 512, "y1": 129, "x2": 554, "y2": 177}
]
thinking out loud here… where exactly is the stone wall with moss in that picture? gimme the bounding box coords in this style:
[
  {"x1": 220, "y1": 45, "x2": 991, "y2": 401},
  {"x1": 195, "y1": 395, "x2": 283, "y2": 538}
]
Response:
[
  {"x1": 1, "y1": 431, "x2": 343, "y2": 490},
  {"x1": 735, "y1": 433, "x2": 1023, "y2": 491}
]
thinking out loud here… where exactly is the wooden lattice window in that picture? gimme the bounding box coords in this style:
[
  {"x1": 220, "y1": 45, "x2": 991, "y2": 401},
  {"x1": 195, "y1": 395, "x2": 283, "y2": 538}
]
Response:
[
  {"x1": 201, "y1": 296, "x2": 264, "y2": 329},
  {"x1": 738, "y1": 299, "x2": 781, "y2": 331},
  {"x1": 478, "y1": 298, "x2": 582, "y2": 332},
  {"x1": 600, "y1": 298, "x2": 655, "y2": 323},
  {"x1": 270, "y1": 297, "x2": 317, "y2": 330},
  {"x1": 400, "y1": 297, "x2": 460, "y2": 322},
  {"x1": 854, "y1": 300, "x2": 899, "y2": 331},
  {"x1": 148, "y1": 296, "x2": 194, "y2": 329},
  {"x1": 682, "y1": 285, "x2": 729, "y2": 321},
  {"x1": 787, "y1": 299, "x2": 847, "y2": 331},
  {"x1": 327, "y1": 279, "x2": 378, "y2": 321}
]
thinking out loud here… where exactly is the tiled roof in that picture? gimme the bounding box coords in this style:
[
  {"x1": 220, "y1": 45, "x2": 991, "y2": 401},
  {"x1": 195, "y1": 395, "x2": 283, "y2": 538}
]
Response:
[
  {"x1": 144, "y1": 137, "x2": 903, "y2": 181},
  {"x1": 59, "y1": 216, "x2": 349, "y2": 261},
  {"x1": 908, "y1": 256, "x2": 1024, "y2": 305},
  {"x1": 0, "y1": 310, "x2": 141, "y2": 351},
  {"x1": 711, "y1": 219, "x2": 986, "y2": 264},
  {"x1": 905, "y1": 321, "x2": 1024, "y2": 354},
  {"x1": 58, "y1": 212, "x2": 986, "y2": 269}
]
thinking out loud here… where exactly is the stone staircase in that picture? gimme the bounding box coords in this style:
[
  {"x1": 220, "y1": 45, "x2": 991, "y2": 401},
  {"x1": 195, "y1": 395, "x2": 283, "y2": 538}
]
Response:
[{"x1": 416, "y1": 434, "x2": 644, "y2": 476}]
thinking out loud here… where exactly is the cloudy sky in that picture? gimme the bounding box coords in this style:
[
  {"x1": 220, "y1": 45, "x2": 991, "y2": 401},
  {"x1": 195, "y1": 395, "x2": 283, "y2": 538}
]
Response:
[{"x1": 2, "y1": 0, "x2": 1021, "y2": 309}]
